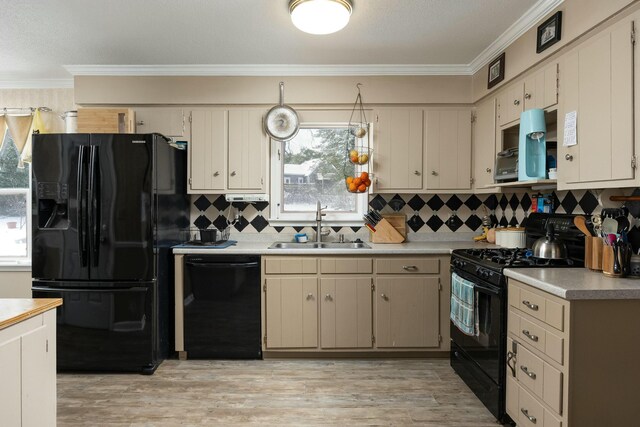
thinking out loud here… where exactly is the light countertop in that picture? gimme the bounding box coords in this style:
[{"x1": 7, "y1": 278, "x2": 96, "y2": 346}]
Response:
[
  {"x1": 173, "y1": 240, "x2": 495, "y2": 255},
  {"x1": 0, "y1": 298, "x2": 63, "y2": 330},
  {"x1": 505, "y1": 268, "x2": 640, "y2": 300}
]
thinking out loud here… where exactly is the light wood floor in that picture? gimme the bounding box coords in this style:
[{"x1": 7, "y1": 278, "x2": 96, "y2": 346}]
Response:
[{"x1": 57, "y1": 358, "x2": 501, "y2": 426}]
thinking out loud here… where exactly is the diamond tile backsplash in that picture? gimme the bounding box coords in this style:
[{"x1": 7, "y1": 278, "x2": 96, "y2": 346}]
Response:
[{"x1": 190, "y1": 190, "x2": 604, "y2": 236}]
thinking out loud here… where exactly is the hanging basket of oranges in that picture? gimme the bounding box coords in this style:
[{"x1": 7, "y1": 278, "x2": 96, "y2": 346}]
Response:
[
  {"x1": 345, "y1": 171, "x2": 372, "y2": 193},
  {"x1": 348, "y1": 145, "x2": 373, "y2": 165}
]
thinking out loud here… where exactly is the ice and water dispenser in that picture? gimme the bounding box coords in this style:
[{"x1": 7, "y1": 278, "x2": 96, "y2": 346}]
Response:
[{"x1": 37, "y1": 182, "x2": 69, "y2": 229}]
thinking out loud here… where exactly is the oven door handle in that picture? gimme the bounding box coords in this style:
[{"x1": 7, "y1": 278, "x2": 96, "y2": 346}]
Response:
[{"x1": 472, "y1": 282, "x2": 501, "y2": 296}]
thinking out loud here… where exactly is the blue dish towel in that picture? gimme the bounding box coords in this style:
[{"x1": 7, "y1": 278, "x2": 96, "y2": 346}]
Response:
[{"x1": 450, "y1": 272, "x2": 478, "y2": 336}]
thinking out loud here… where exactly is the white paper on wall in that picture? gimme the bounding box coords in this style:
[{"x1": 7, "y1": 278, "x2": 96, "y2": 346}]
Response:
[{"x1": 563, "y1": 111, "x2": 577, "y2": 147}]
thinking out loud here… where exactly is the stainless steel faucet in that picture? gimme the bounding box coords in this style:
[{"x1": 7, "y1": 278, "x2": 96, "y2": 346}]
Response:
[{"x1": 315, "y1": 200, "x2": 326, "y2": 243}]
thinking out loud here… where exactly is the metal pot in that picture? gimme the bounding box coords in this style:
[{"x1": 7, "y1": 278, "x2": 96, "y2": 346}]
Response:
[{"x1": 532, "y1": 223, "x2": 568, "y2": 259}]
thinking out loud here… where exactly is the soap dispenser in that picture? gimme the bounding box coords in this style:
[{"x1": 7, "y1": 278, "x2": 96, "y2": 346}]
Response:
[{"x1": 518, "y1": 109, "x2": 547, "y2": 181}]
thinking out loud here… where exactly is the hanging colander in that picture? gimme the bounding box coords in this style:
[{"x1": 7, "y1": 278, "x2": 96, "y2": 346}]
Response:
[{"x1": 264, "y1": 82, "x2": 300, "y2": 141}]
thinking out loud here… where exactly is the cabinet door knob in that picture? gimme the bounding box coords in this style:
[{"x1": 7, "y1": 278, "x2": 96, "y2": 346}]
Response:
[
  {"x1": 431, "y1": 171, "x2": 438, "y2": 176},
  {"x1": 513, "y1": 99, "x2": 520, "y2": 106},
  {"x1": 136, "y1": 120, "x2": 145, "y2": 126},
  {"x1": 486, "y1": 168, "x2": 492, "y2": 173},
  {"x1": 213, "y1": 171, "x2": 219, "y2": 177},
  {"x1": 524, "y1": 93, "x2": 531, "y2": 100},
  {"x1": 565, "y1": 154, "x2": 573, "y2": 161},
  {"x1": 230, "y1": 171, "x2": 237, "y2": 176},
  {"x1": 381, "y1": 293, "x2": 389, "y2": 300},
  {"x1": 325, "y1": 294, "x2": 333, "y2": 301},
  {"x1": 306, "y1": 293, "x2": 314, "y2": 300},
  {"x1": 414, "y1": 170, "x2": 421, "y2": 176}
]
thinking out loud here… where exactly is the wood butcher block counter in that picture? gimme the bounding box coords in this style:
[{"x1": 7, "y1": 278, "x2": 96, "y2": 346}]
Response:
[
  {"x1": 0, "y1": 298, "x2": 61, "y2": 427},
  {"x1": 0, "y1": 298, "x2": 62, "y2": 330}
]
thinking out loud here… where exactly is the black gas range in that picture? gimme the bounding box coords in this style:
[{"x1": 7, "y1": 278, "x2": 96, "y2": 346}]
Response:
[{"x1": 449, "y1": 213, "x2": 585, "y2": 424}]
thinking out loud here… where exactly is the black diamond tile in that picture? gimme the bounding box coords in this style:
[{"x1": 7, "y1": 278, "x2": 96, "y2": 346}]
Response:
[
  {"x1": 499, "y1": 195, "x2": 509, "y2": 210},
  {"x1": 351, "y1": 226, "x2": 362, "y2": 233},
  {"x1": 489, "y1": 214, "x2": 498, "y2": 226},
  {"x1": 234, "y1": 216, "x2": 249, "y2": 232},
  {"x1": 212, "y1": 215, "x2": 229, "y2": 231},
  {"x1": 193, "y1": 215, "x2": 212, "y2": 229},
  {"x1": 551, "y1": 192, "x2": 561, "y2": 213},
  {"x1": 253, "y1": 201, "x2": 269, "y2": 212},
  {"x1": 331, "y1": 227, "x2": 342, "y2": 233},
  {"x1": 293, "y1": 226, "x2": 305, "y2": 232},
  {"x1": 369, "y1": 195, "x2": 387, "y2": 211},
  {"x1": 627, "y1": 225, "x2": 640, "y2": 253},
  {"x1": 388, "y1": 194, "x2": 406, "y2": 211},
  {"x1": 464, "y1": 195, "x2": 482, "y2": 211},
  {"x1": 407, "y1": 195, "x2": 426, "y2": 211},
  {"x1": 578, "y1": 191, "x2": 599, "y2": 215},
  {"x1": 407, "y1": 215, "x2": 425, "y2": 232},
  {"x1": 499, "y1": 216, "x2": 509, "y2": 227},
  {"x1": 427, "y1": 195, "x2": 445, "y2": 211},
  {"x1": 193, "y1": 195, "x2": 211, "y2": 211},
  {"x1": 509, "y1": 216, "x2": 519, "y2": 227},
  {"x1": 484, "y1": 195, "x2": 498, "y2": 210},
  {"x1": 212, "y1": 195, "x2": 230, "y2": 211},
  {"x1": 465, "y1": 214, "x2": 483, "y2": 231},
  {"x1": 232, "y1": 201, "x2": 248, "y2": 211},
  {"x1": 509, "y1": 194, "x2": 520, "y2": 211},
  {"x1": 445, "y1": 195, "x2": 463, "y2": 211},
  {"x1": 273, "y1": 226, "x2": 285, "y2": 233},
  {"x1": 520, "y1": 214, "x2": 530, "y2": 228},
  {"x1": 426, "y1": 215, "x2": 444, "y2": 231},
  {"x1": 560, "y1": 191, "x2": 578, "y2": 214},
  {"x1": 445, "y1": 215, "x2": 464, "y2": 232},
  {"x1": 520, "y1": 193, "x2": 532, "y2": 212},
  {"x1": 250, "y1": 215, "x2": 269, "y2": 232}
]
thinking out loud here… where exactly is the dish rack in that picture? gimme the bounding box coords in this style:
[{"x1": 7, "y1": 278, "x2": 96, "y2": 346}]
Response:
[{"x1": 182, "y1": 227, "x2": 231, "y2": 244}]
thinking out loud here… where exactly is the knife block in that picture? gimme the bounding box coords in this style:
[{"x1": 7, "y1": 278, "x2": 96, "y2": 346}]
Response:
[{"x1": 370, "y1": 217, "x2": 405, "y2": 243}]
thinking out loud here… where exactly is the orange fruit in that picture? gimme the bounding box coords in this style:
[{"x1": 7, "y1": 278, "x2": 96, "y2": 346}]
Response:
[
  {"x1": 363, "y1": 178, "x2": 371, "y2": 186},
  {"x1": 360, "y1": 171, "x2": 369, "y2": 180},
  {"x1": 350, "y1": 155, "x2": 359, "y2": 163},
  {"x1": 358, "y1": 184, "x2": 367, "y2": 192},
  {"x1": 346, "y1": 176, "x2": 354, "y2": 184},
  {"x1": 348, "y1": 182, "x2": 357, "y2": 192},
  {"x1": 353, "y1": 178, "x2": 362, "y2": 186}
]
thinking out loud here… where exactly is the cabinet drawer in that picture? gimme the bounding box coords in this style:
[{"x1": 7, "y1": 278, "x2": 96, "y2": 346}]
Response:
[
  {"x1": 509, "y1": 308, "x2": 564, "y2": 365},
  {"x1": 509, "y1": 280, "x2": 565, "y2": 332},
  {"x1": 518, "y1": 385, "x2": 563, "y2": 427},
  {"x1": 375, "y1": 258, "x2": 439, "y2": 274},
  {"x1": 264, "y1": 257, "x2": 317, "y2": 274},
  {"x1": 517, "y1": 343, "x2": 563, "y2": 414},
  {"x1": 320, "y1": 258, "x2": 373, "y2": 274}
]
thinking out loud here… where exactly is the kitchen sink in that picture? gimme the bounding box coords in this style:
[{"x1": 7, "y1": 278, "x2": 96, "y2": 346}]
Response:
[{"x1": 268, "y1": 241, "x2": 371, "y2": 249}]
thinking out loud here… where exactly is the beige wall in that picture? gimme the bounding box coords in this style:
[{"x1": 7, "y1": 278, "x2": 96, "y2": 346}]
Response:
[
  {"x1": 472, "y1": 0, "x2": 638, "y2": 101},
  {"x1": 0, "y1": 88, "x2": 75, "y2": 132},
  {"x1": 0, "y1": 271, "x2": 31, "y2": 297},
  {"x1": 74, "y1": 75, "x2": 472, "y2": 106}
]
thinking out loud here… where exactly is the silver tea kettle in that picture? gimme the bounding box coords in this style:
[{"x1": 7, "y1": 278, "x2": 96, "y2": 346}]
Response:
[{"x1": 532, "y1": 223, "x2": 568, "y2": 259}]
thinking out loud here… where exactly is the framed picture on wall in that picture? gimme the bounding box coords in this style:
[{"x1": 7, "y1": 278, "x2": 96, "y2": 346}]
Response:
[
  {"x1": 537, "y1": 11, "x2": 562, "y2": 53},
  {"x1": 487, "y1": 52, "x2": 505, "y2": 89}
]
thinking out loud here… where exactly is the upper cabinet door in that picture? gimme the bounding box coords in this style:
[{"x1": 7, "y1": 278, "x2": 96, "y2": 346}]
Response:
[
  {"x1": 425, "y1": 109, "x2": 472, "y2": 191},
  {"x1": 559, "y1": 16, "x2": 635, "y2": 186},
  {"x1": 228, "y1": 109, "x2": 267, "y2": 191},
  {"x1": 373, "y1": 108, "x2": 423, "y2": 192},
  {"x1": 524, "y1": 62, "x2": 559, "y2": 110},
  {"x1": 472, "y1": 98, "x2": 498, "y2": 192},
  {"x1": 189, "y1": 110, "x2": 227, "y2": 192},
  {"x1": 497, "y1": 83, "x2": 524, "y2": 127},
  {"x1": 135, "y1": 108, "x2": 185, "y2": 137}
]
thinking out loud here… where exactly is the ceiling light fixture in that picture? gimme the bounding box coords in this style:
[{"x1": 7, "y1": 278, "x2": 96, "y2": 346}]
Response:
[{"x1": 289, "y1": 0, "x2": 353, "y2": 35}]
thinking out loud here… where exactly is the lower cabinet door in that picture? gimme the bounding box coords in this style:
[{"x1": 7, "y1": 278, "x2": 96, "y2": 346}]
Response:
[
  {"x1": 0, "y1": 337, "x2": 21, "y2": 426},
  {"x1": 22, "y1": 324, "x2": 54, "y2": 427},
  {"x1": 320, "y1": 277, "x2": 372, "y2": 349},
  {"x1": 375, "y1": 277, "x2": 440, "y2": 348},
  {"x1": 265, "y1": 277, "x2": 318, "y2": 349}
]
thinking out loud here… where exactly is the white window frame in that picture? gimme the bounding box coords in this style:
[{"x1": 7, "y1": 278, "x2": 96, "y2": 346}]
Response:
[
  {"x1": 0, "y1": 176, "x2": 32, "y2": 265},
  {"x1": 269, "y1": 122, "x2": 371, "y2": 226}
]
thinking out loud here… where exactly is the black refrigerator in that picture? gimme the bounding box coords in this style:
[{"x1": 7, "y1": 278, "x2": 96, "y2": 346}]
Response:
[{"x1": 31, "y1": 133, "x2": 188, "y2": 374}]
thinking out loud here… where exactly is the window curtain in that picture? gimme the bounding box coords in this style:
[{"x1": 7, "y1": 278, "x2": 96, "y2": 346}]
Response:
[{"x1": 5, "y1": 112, "x2": 33, "y2": 169}]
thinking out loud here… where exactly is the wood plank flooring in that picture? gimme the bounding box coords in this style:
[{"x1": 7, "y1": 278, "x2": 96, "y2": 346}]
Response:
[{"x1": 57, "y1": 358, "x2": 501, "y2": 426}]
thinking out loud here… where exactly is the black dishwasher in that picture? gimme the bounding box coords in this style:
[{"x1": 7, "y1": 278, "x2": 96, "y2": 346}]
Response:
[{"x1": 183, "y1": 255, "x2": 262, "y2": 359}]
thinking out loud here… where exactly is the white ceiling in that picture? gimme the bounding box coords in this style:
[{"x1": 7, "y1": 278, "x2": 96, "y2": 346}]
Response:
[{"x1": 0, "y1": 0, "x2": 558, "y2": 87}]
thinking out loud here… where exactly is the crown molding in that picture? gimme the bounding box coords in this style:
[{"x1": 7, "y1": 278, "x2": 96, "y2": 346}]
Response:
[
  {"x1": 64, "y1": 64, "x2": 473, "y2": 76},
  {"x1": 0, "y1": 79, "x2": 74, "y2": 89},
  {"x1": 469, "y1": 0, "x2": 564, "y2": 74}
]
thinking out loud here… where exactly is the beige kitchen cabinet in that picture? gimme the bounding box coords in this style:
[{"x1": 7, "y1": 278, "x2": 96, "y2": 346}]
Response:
[
  {"x1": 189, "y1": 109, "x2": 227, "y2": 192},
  {"x1": 375, "y1": 277, "x2": 440, "y2": 348},
  {"x1": 506, "y1": 278, "x2": 640, "y2": 426},
  {"x1": 320, "y1": 277, "x2": 372, "y2": 348},
  {"x1": 264, "y1": 277, "x2": 318, "y2": 349},
  {"x1": 373, "y1": 108, "x2": 423, "y2": 192},
  {"x1": 0, "y1": 306, "x2": 57, "y2": 427},
  {"x1": 77, "y1": 108, "x2": 136, "y2": 133},
  {"x1": 135, "y1": 108, "x2": 186, "y2": 137},
  {"x1": 558, "y1": 13, "x2": 636, "y2": 189},
  {"x1": 472, "y1": 97, "x2": 498, "y2": 192},
  {"x1": 424, "y1": 109, "x2": 472, "y2": 191},
  {"x1": 228, "y1": 108, "x2": 267, "y2": 191},
  {"x1": 523, "y1": 62, "x2": 559, "y2": 111},
  {"x1": 497, "y1": 83, "x2": 525, "y2": 127}
]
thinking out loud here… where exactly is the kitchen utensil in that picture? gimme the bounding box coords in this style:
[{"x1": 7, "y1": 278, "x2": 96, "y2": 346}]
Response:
[
  {"x1": 532, "y1": 223, "x2": 568, "y2": 259},
  {"x1": 264, "y1": 82, "x2": 299, "y2": 141},
  {"x1": 609, "y1": 188, "x2": 640, "y2": 218},
  {"x1": 602, "y1": 245, "x2": 621, "y2": 277},
  {"x1": 616, "y1": 215, "x2": 630, "y2": 234},
  {"x1": 602, "y1": 217, "x2": 618, "y2": 235},
  {"x1": 573, "y1": 216, "x2": 591, "y2": 236},
  {"x1": 613, "y1": 242, "x2": 621, "y2": 275}
]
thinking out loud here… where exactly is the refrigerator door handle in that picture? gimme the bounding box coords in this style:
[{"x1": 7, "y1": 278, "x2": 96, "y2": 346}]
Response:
[
  {"x1": 76, "y1": 146, "x2": 88, "y2": 267},
  {"x1": 88, "y1": 146, "x2": 101, "y2": 266}
]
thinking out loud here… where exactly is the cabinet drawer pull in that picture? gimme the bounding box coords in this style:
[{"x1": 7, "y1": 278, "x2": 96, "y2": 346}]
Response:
[
  {"x1": 381, "y1": 293, "x2": 389, "y2": 301},
  {"x1": 522, "y1": 300, "x2": 539, "y2": 311},
  {"x1": 306, "y1": 293, "x2": 314, "y2": 300},
  {"x1": 520, "y1": 408, "x2": 537, "y2": 424},
  {"x1": 522, "y1": 329, "x2": 539, "y2": 342},
  {"x1": 520, "y1": 365, "x2": 537, "y2": 379},
  {"x1": 402, "y1": 265, "x2": 418, "y2": 271}
]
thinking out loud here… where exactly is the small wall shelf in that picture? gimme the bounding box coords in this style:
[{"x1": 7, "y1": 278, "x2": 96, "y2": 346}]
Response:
[{"x1": 485, "y1": 179, "x2": 557, "y2": 191}]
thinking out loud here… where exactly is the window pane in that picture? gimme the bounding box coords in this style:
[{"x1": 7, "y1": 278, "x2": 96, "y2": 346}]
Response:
[
  {"x1": 0, "y1": 193, "x2": 28, "y2": 257},
  {"x1": 283, "y1": 128, "x2": 357, "y2": 212},
  {"x1": 0, "y1": 130, "x2": 30, "y2": 188}
]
